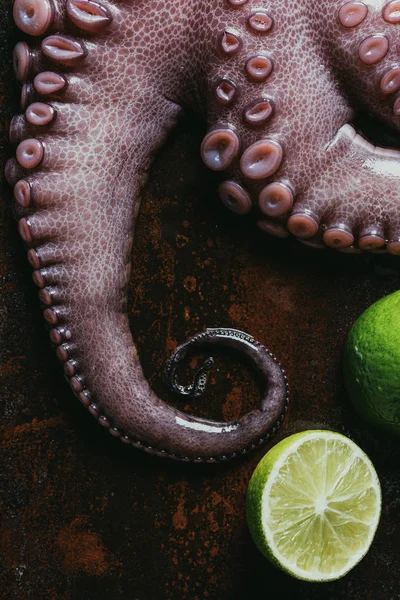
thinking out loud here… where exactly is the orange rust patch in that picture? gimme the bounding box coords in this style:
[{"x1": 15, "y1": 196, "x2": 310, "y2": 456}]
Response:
[
  {"x1": 207, "y1": 511, "x2": 219, "y2": 533},
  {"x1": 222, "y1": 387, "x2": 243, "y2": 421},
  {"x1": 210, "y1": 544, "x2": 219, "y2": 557},
  {"x1": 183, "y1": 276, "x2": 197, "y2": 292},
  {"x1": 228, "y1": 303, "x2": 246, "y2": 323},
  {"x1": 0, "y1": 415, "x2": 64, "y2": 444},
  {"x1": 210, "y1": 491, "x2": 222, "y2": 506},
  {"x1": 57, "y1": 517, "x2": 119, "y2": 576},
  {"x1": 176, "y1": 233, "x2": 189, "y2": 248},
  {"x1": 172, "y1": 495, "x2": 188, "y2": 531},
  {"x1": 0, "y1": 355, "x2": 25, "y2": 377}
]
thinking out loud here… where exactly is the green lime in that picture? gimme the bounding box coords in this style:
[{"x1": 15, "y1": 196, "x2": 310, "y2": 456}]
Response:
[
  {"x1": 344, "y1": 290, "x2": 400, "y2": 435},
  {"x1": 246, "y1": 430, "x2": 381, "y2": 582}
]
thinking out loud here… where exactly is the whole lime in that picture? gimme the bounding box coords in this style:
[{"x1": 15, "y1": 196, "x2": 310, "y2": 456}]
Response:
[{"x1": 344, "y1": 290, "x2": 400, "y2": 435}]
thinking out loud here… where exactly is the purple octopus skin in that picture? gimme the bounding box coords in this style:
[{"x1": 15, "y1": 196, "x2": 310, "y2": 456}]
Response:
[{"x1": 6, "y1": 0, "x2": 400, "y2": 461}]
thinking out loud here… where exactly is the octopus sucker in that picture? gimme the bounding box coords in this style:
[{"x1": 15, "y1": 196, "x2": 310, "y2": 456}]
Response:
[
  {"x1": 7, "y1": 0, "x2": 400, "y2": 461},
  {"x1": 13, "y1": 0, "x2": 53, "y2": 36},
  {"x1": 66, "y1": 0, "x2": 112, "y2": 33}
]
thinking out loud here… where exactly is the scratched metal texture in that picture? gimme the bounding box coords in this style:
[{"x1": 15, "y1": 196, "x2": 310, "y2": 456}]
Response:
[{"x1": 0, "y1": 7, "x2": 399, "y2": 600}]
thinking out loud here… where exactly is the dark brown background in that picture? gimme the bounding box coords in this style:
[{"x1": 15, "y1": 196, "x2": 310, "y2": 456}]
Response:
[{"x1": 0, "y1": 7, "x2": 399, "y2": 599}]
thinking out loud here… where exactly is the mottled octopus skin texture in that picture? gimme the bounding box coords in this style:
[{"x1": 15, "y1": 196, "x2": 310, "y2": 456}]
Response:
[{"x1": 6, "y1": 0, "x2": 400, "y2": 461}]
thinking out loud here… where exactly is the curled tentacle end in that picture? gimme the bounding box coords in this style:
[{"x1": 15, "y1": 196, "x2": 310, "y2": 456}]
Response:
[{"x1": 163, "y1": 328, "x2": 289, "y2": 461}]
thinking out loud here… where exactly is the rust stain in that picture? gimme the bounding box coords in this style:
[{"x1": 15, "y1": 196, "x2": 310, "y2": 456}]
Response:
[
  {"x1": 263, "y1": 277, "x2": 296, "y2": 313},
  {"x1": 222, "y1": 387, "x2": 243, "y2": 421},
  {"x1": 176, "y1": 233, "x2": 189, "y2": 248},
  {"x1": 210, "y1": 544, "x2": 219, "y2": 557},
  {"x1": 166, "y1": 303, "x2": 176, "y2": 352},
  {"x1": 207, "y1": 511, "x2": 219, "y2": 533},
  {"x1": 57, "y1": 517, "x2": 119, "y2": 577},
  {"x1": 183, "y1": 276, "x2": 197, "y2": 292},
  {"x1": 228, "y1": 303, "x2": 246, "y2": 323},
  {"x1": 172, "y1": 493, "x2": 188, "y2": 531},
  {"x1": 0, "y1": 415, "x2": 65, "y2": 444},
  {"x1": 0, "y1": 355, "x2": 25, "y2": 377}
]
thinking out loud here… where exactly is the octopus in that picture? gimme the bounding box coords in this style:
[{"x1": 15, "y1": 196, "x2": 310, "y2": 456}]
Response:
[{"x1": 5, "y1": 0, "x2": 400, "y2": 462}]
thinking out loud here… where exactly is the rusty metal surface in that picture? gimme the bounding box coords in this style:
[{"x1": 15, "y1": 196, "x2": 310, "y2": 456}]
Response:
[{"x1": 1, "y1": 10, "x2": 400, "y2": 600}]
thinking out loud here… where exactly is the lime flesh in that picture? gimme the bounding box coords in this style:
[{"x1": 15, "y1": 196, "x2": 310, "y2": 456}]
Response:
[{"x1": 246, "y1": 430, "x2": 381, "y2": 582}]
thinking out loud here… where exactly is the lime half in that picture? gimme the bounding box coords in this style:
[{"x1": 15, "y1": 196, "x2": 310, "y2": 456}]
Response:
[{"x1": 246, "y1": 430, "x2": 381, "y2": 582}]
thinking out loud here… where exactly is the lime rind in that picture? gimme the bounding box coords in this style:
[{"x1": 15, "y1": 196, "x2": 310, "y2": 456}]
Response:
[{"x1": 246, "y1": 430, "x2": 381, "y2": 582}]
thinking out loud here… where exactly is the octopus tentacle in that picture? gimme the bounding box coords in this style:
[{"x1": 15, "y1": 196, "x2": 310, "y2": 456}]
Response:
[
  {"x1": 7, "y1": 0, "x2": 290, "y2": 462},
  {"x1": 286, "y1": 125, "x2": 400, "y2": 254},
  {"x1": 166, "y1": 356, "x2": 215, "y2": 400},
  {"x1": 165, "y1": 330, "x2": 288, "y2": 423},
  {"x1": 322, "y1": 0, "x2": 400, "y2": 131},
  {"x1": 196, "y1": 0, "x2": 400, "y2": 254}
]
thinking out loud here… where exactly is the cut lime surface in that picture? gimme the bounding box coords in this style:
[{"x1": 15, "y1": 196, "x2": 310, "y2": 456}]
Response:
[
  {"x1": 344, "y1": 290, "x2": 400, "y2": 435},
  {"x1": 246, "y1": 430, "x2": 381, "y2": 582}
]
